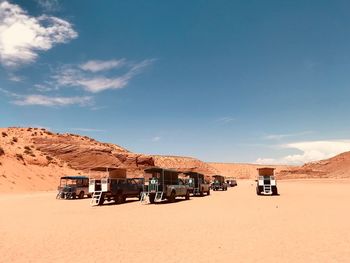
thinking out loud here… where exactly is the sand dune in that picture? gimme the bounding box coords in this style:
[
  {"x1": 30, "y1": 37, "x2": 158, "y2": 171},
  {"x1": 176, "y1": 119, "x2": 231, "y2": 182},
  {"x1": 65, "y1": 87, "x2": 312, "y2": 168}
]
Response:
[{"x1": 1, "y1": 179, "x2": 349, "y2": 263}]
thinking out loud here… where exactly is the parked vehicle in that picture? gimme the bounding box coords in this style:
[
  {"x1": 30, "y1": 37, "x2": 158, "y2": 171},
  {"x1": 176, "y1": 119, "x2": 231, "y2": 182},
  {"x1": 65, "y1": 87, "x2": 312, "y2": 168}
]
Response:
[
  {"x1": 256, "y1": 168, "x2": 278, "y2": 195},
  {"x1": 90, "y1": 177, "x2": 144, "y2": 206},
  {"x1": 141, "y1": 167, "x2": 190, "y2": 203},
  {"x1": 183, "y1": 171, "x2": 210, "y2": 196},
  {"x1": 211, "y1": 175, "x2": 228, "y2": 191},
  {"x1": 88, "y1": 167, "x2": 144, "y2": 206},
  {"x1": 56, "y1": 176, "x2": 90, "y2": 199},
  {"x1": 226, "y1": 177, "x2": 238, "y2": 187}
]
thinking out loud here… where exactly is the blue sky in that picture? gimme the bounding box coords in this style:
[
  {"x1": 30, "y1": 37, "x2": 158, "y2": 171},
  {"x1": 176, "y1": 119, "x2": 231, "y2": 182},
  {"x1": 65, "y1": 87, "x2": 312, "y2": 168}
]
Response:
[{"x1": 1, "y1": 0, "x2": 350, "y2": 164}]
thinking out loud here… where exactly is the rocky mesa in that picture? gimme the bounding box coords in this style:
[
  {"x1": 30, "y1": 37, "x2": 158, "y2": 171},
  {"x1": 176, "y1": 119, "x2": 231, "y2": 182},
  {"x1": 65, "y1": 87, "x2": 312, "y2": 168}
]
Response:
[{"x1": 0, "y1": 127, "x2": 217, "y2": 192}]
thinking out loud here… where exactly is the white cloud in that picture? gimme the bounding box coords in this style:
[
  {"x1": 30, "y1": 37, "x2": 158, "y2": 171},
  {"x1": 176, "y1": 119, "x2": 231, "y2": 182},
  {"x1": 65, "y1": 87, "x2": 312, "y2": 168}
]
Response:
[
  {"x1": 80, "y1": 59, "x2": 125, "y2": 72},
  {"x1": 264, "y1": 131, "x2": 313, "y2": 140},
  {"x1": 8, "y1": 73, "x2": 22, "y2": 82},
  {"x1": 0, "y1": 88, "x2": 92, "y2": 107},
  {"x1": 216, "y1": 117, "x2": 235, "y2": 124},
  {"x1": 13, "y1": 94, "x2": 93, "y2": 107},
  {"x1": 53, "y1": 59, "x2": 154, "y2": 93},
  {"x1": 152, "y1": 136, "x2": 161, "y2": 142},
  {"x1": 36, "y1": 0, "x2": 60, "y2": 12},
  {"x1": 256, "y1": 140, "x2": 350, "y2": 165},
  {"x1": 0, "y1": 1, "x2": 77, "y2": 67}
]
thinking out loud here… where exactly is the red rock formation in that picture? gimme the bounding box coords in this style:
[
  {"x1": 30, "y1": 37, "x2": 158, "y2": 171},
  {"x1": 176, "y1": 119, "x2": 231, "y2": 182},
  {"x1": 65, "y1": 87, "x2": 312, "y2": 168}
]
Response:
[{"x1": 278, "y1": 151, "x2": 350, "y2": 179}]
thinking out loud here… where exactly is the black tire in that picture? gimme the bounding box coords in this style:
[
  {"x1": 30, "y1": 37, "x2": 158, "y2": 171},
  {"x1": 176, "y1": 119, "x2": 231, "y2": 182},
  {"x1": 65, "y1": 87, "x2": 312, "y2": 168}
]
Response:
[
  {"x1": 207, "y1": 189, "x2": 210, "y2": 195},
  {"x1": 185, "y1": 191, "x2": 190, "y2": 200},
  {"x1": 256, "y1": 187, "x2": 261, "y2": 196},
  {"x1": 272, "y1": 186, "x2": 278, "y2": 195},
  {"x1": 87, "y1": 194, "x2": 92, "y2": 198},
  {"x1": 138, "y1": 191, "x2": 142, "y2": 201},
  {"x1": 115, "y1": 193, "x2": 124, "y2": 204},
  {"x1": 71, "y1": 193, "x2": 76, "y2": 199},
  {"x1": 60, "y1": 193, "x2": 65, "y2": 199},
  {"x1": 149, "y1": 193, "x2": 156, "y2": 204},
  {"x1": 200, "y1": 189, "x2": 204, "y2": 197},
  {"x1": 168, "y1": 191, "x2": 176, "y2": 203},
  {"x1": 78, "y1": 191, "x2": 84, "y2": 199}
]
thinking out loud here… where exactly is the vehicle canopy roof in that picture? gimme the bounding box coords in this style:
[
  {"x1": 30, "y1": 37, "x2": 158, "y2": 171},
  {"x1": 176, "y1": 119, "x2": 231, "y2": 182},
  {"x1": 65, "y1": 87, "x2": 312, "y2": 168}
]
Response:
[
  {"x1": 60, "y1": 176, "x2": 88, "y2": 180},
  {"x1": 89, "y1": 167, "x2": 122, "y2": 172},
  {"x1": 89, "y1": 167, "x2": 127, "y2": 178},
  {"x1": 212, "y1": 175, "x2": 225, "y2": 183},
  {"x1": 257, "y1": 167, "x2": 275, "y2": 176},
  {"x1": 144, "y1": 167, "x2": 179, "y2": 184},
  {"x1": 226, "y1": 177, "x2": 236, "y2": 180},
  {"x1": 144, "y1": 167, "x2": 178, "y2": 174}
]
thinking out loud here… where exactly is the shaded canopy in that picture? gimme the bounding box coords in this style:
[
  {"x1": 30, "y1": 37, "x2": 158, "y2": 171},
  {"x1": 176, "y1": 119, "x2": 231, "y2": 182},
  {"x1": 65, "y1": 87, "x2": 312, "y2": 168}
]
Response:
[
  {"x1": 60, "y1": 176, "x2": 88, "y2": 180},
  {"x1": 89, "y1": 167, "x2": 123, "y2": 172},
  {"x1": 257, "y1": 167, "x2": 275, "y2": 176}
]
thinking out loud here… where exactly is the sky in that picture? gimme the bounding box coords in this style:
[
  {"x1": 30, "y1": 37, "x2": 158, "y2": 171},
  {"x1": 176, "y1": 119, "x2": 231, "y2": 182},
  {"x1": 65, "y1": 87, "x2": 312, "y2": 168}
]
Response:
[{"x1": 1, "y1": 0, "x2": 350, "y2": 165}]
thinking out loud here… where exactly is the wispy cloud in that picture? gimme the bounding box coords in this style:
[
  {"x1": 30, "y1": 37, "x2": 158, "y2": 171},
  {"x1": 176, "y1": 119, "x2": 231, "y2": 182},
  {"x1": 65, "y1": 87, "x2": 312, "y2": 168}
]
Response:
[
  {"x1": 263, "y1": 131, "x2": 313, "y2": 140},
  {"x1": 51, "y1": 58, "x2": 154, "y2": 93},
  {"x1": 216, "y1": 117, "x2": 235, "y2": 124},
  {"x1": 0, "y1": 1, "x2": 77, "y2": 67},
  {"x1": 35, "y1": 0, "x2": 60, "y2": 12},
  {"x1": 79, "y1": 59, "x2": 125, "y2": 72},
  {"x1": 8, "y1": 73, "x2": 23, "y2": 82},
  {"x1": 152, "y1": 136, "x2": 161, "y2": 142},
  {"x1": 13, "y1": 94, "x2": 93, "y2": 107},
  {"x1": 256, "y1": 139, "x2": 350, "y2": 165},
  {"x1": 0, "y1": 88, "x2": 92, "y2": 107}
]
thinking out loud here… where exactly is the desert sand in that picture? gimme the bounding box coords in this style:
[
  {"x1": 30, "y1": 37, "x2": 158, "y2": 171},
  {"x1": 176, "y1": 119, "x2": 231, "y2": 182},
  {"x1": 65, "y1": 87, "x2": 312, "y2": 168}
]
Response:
[{"x1": 1, "y1": 179, "x2": 349, "y2": 263}]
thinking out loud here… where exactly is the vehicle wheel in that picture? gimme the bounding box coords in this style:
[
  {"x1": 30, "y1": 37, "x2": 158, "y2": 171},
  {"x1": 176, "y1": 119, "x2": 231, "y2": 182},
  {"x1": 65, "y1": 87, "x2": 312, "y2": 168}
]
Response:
[
  {"x1": 207, "y1": 189, "x2": 210, "y2": 195},
  {"x1": 122, "y1": 195, "x2": 127, "y2": 203},
  {"x1": 115, "y1": 194, "x2": 124, "y2": 204},
  {"x1": 60, "y1": 193, "x2": 65, "y2": 199},
  {"x1": 200, "y1": 189, "x2": 204, "y2": 197},
  {"x1": 272, "y1": 186, "x2": 278, "y2": 195},
  {"x1": 71, "y1": 193, "x2": 76, "y2": 199},
  {"x1": 87, "y1": 194, "x2": 92, "y2": 198},
  {"x1": 149, "y1": 193, "x2": 156, "y2": 204},
  {"x1": 78, "y1": 191, "x2": 84, "y2": 199},
  {"x1": 185, "y1": 190, "x2": 190, "y2": 200},
  {"x1": 256, "y1": 187, "x2": 261, "y2": 195},
  {"x1": 168, "y1": 191, "x2": 176, "y2": 203},
  {"x1": 98, "y1": 193, "x2": 105, "y2": 205},
  {"x1": 138, "y1": 191, "x2": 142, "y2": 201}
]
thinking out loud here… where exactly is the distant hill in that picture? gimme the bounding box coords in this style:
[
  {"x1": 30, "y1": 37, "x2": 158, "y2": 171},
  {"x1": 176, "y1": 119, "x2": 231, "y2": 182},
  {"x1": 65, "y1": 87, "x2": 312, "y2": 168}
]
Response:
[
  {"x1": 209, "y1": 162, "x2": 294, "y2": 179},
  {"x1": 278, "y1": 151, "x2": 350, "y2": 179},
  {"x1": 1, "y1": 127, "x2": 349, "y2": 193}
]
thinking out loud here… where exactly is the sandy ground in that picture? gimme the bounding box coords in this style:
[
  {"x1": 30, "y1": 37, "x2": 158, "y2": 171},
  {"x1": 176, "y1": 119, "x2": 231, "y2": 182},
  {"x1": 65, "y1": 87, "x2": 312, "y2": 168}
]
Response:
[{"x1": 1, "y1": 180, "x2": 350, "y2": 263}]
